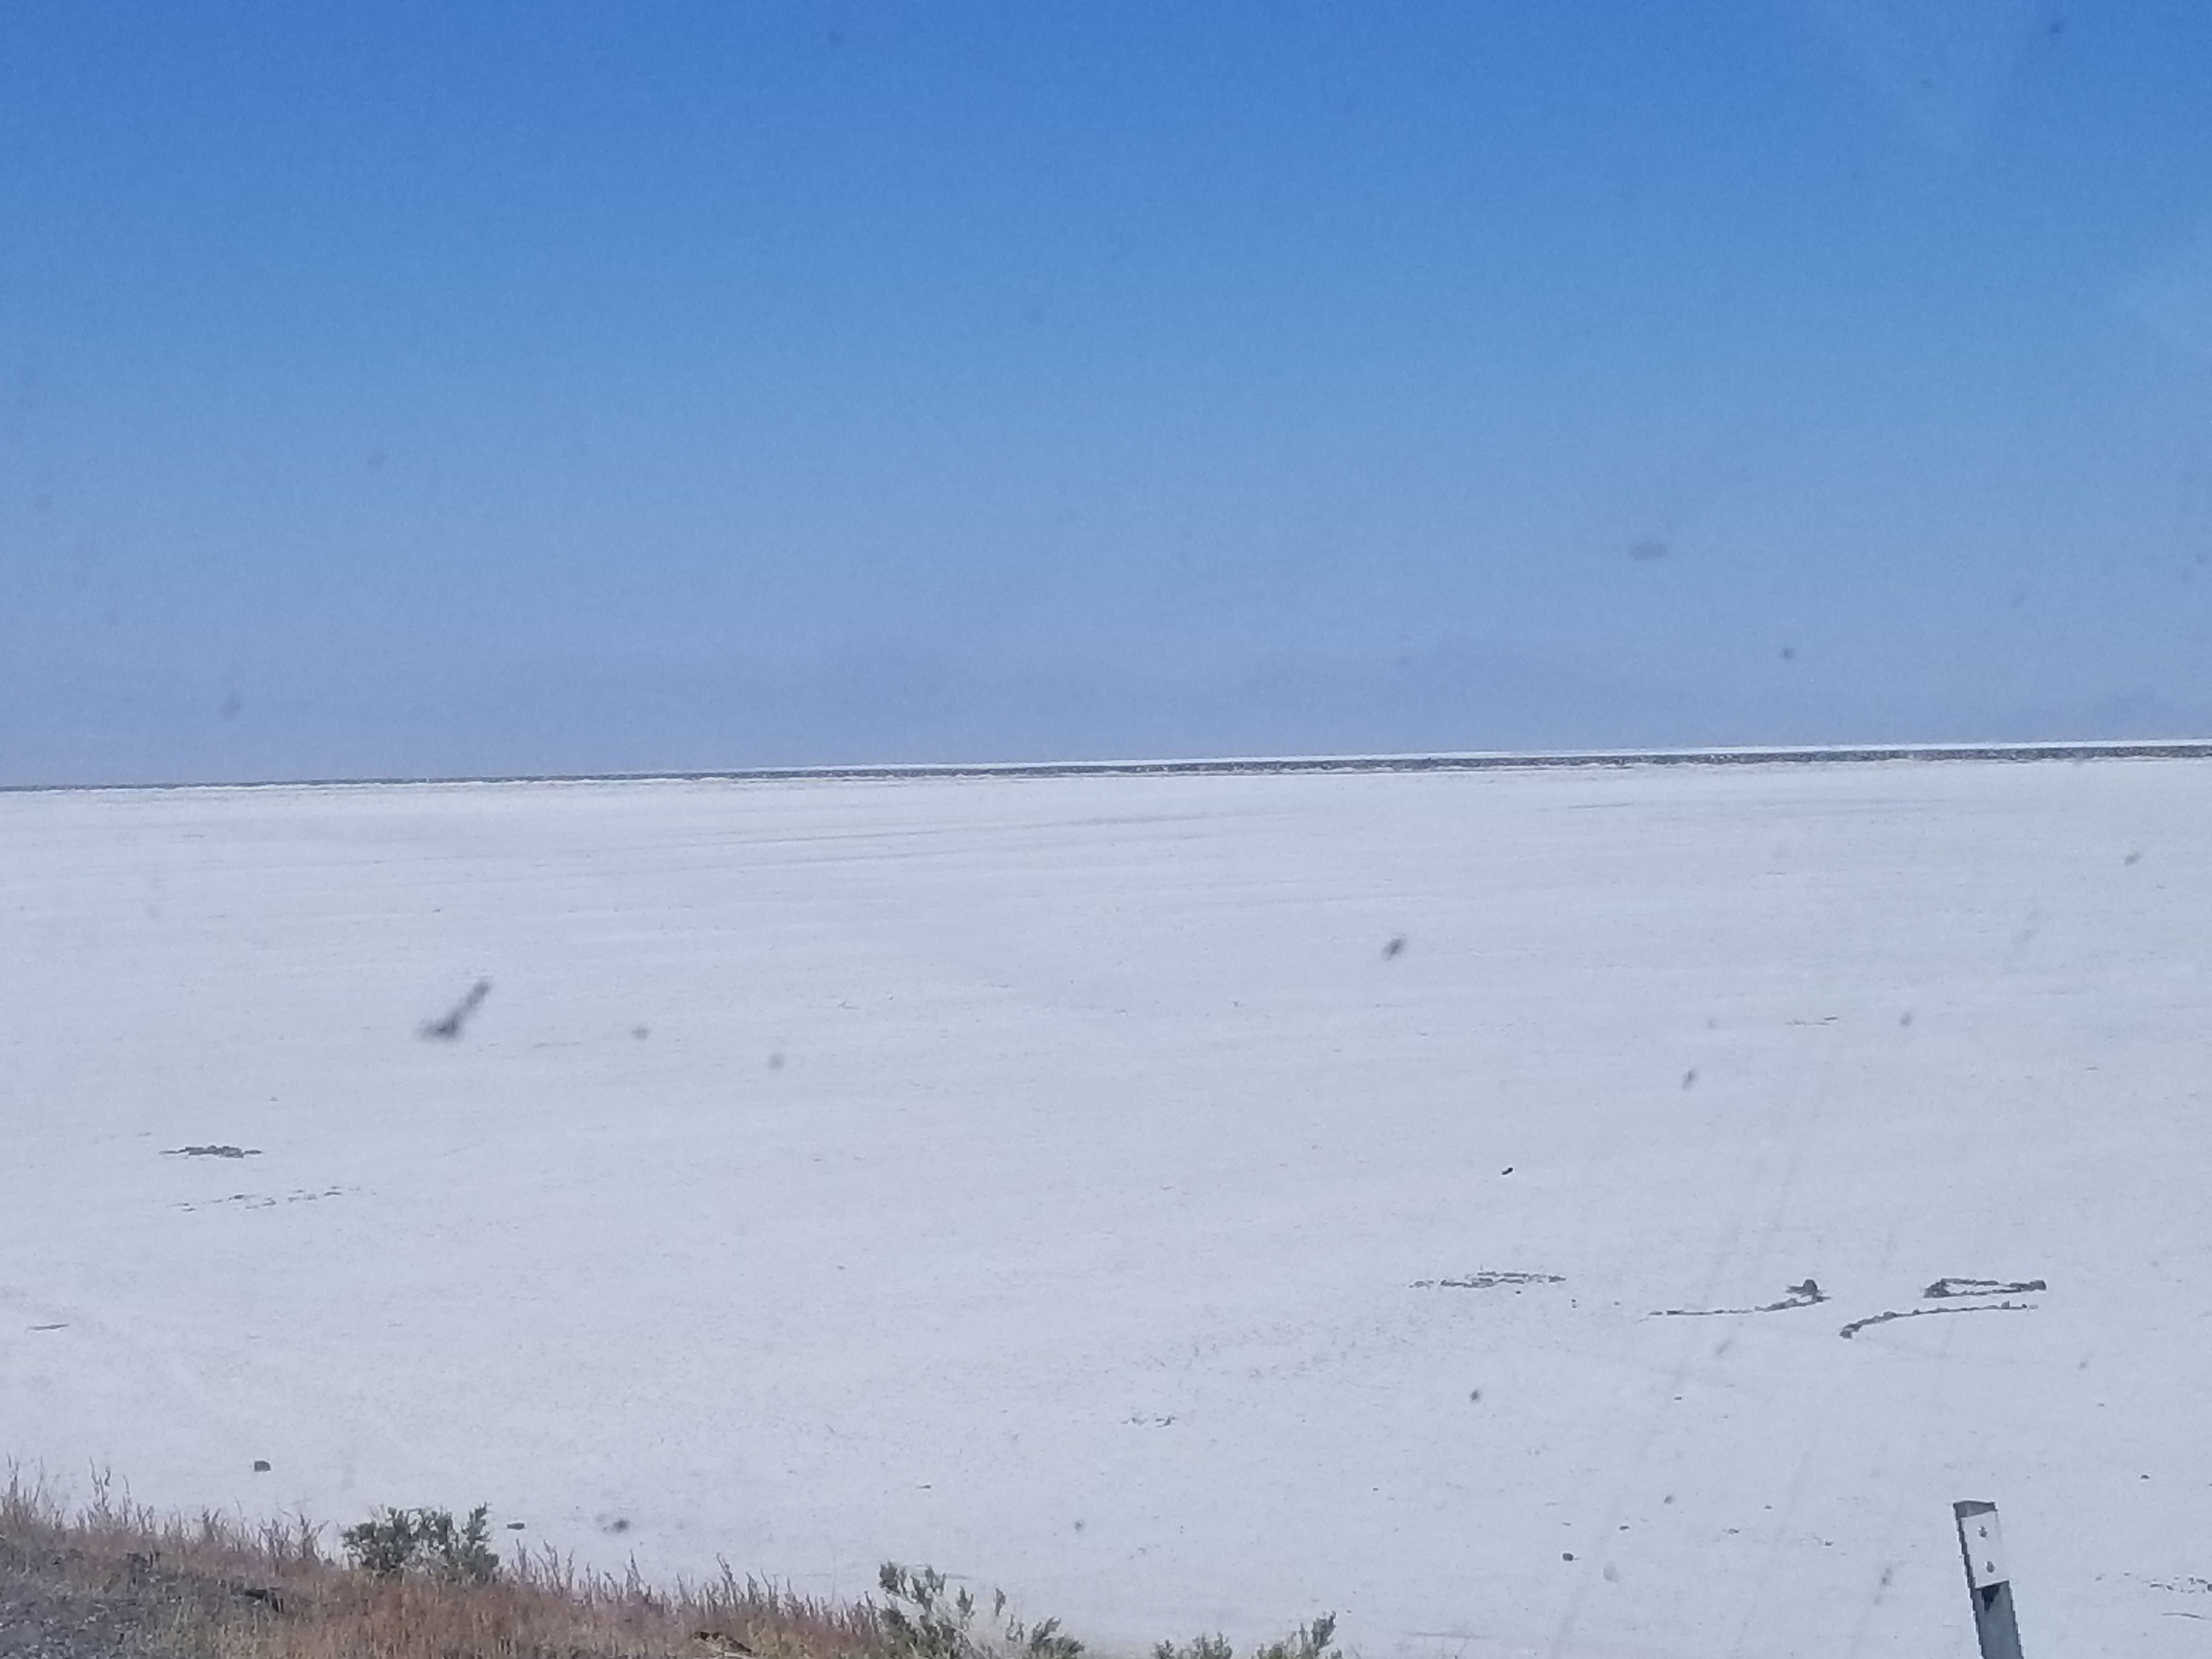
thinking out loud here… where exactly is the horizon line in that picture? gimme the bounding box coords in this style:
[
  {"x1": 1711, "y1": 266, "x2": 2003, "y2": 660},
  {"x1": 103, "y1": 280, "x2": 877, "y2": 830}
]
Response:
[{"x1": 10, "y1": 736, "x2": 2212, "y2": 795}]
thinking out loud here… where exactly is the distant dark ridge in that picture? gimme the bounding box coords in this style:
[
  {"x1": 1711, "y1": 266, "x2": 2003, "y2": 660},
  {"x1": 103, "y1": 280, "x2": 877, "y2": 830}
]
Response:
[{"x1": 11, "y1": 738, "x2": 2212, "y2": 793}]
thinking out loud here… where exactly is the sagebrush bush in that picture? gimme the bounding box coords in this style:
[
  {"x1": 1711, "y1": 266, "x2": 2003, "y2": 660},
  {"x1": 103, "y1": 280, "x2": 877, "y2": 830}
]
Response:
[
  {"x1": 1155, "y1": 1613, "x2": 1340, "y2": 1659},
  {"x1": 340, "y1": 1503, "x2": 500, "y2": 1585},
  {"x1": 877, "y1": 1562, "x2": 1081, "y2": 1659}
]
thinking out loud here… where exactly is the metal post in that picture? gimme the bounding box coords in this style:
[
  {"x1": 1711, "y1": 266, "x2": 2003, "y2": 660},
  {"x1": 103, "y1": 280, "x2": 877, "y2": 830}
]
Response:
[{"x1": 1953, "y1": 1501, "x2": 2025, "y2": 1659}]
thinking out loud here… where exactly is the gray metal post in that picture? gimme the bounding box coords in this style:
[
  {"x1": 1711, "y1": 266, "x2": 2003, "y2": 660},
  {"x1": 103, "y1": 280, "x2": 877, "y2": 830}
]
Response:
[{"x1": 1953, "y1": 1501, "x2": 2025, "y2": 1659}]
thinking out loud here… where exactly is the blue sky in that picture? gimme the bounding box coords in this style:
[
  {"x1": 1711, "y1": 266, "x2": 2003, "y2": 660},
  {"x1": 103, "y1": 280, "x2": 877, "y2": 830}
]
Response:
[{"x1": 4, "y1": 2, "x2": 2211, "y2": 781}]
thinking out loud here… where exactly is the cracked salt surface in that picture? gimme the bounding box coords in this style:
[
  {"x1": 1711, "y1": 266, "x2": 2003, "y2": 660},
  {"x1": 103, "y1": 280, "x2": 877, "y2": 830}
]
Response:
[{"x1": 3, "y1": 759, "x2": 2209, "y2": 1657}]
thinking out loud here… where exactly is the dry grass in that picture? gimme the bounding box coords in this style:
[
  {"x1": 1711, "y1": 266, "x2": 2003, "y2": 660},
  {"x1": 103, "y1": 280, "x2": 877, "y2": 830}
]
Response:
[{"x1": 0, "y1": 1467, "x2": 885, "y2": 1659}]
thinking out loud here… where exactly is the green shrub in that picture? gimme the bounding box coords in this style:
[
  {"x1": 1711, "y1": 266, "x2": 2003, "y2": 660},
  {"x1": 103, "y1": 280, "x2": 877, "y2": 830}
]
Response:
[
  {"x1": 340, "y1": 1504, "x2": 500, "y2": 1585},
  {"x1": 1153, "y1": 1638, "x2": 1233, "y2": 1659},
  {"x1": 877, "y1": 1563, "x2": 1081, "y2": 1659},
  {"x1": 1155, "y1": 1614, "x2": 1339, "y2": 1659}
]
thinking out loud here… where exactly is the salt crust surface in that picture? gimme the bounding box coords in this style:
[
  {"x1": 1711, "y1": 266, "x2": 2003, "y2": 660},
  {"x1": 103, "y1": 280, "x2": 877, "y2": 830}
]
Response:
[{"x1": 3, "y1": 760, "x2": 2208, "y2": 1656}]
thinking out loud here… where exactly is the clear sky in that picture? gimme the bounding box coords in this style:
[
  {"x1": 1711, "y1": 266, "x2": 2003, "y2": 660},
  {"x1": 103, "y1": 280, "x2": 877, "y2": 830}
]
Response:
[{"x1": 4, "y1": 2, "x2": 2211, "y2": 782}]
